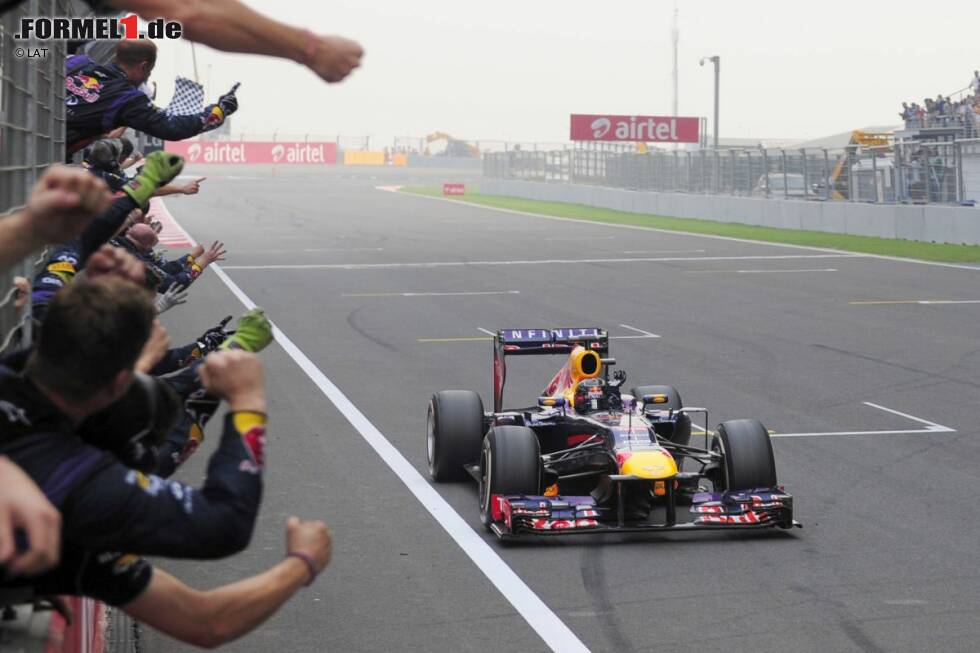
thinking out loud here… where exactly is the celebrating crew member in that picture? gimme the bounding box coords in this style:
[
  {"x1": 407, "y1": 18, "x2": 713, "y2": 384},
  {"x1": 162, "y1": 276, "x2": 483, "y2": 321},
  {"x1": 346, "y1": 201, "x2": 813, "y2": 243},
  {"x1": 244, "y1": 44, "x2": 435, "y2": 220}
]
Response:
[
  {"x1": 0, "y1": 277, "x2": 266, "y2": 559},
  {"x1": 31, "y1": 151, "x2": 185, "y2": 321},
  {"x1": 66, "y1": 40, "x2": 238, "y2": 155}
]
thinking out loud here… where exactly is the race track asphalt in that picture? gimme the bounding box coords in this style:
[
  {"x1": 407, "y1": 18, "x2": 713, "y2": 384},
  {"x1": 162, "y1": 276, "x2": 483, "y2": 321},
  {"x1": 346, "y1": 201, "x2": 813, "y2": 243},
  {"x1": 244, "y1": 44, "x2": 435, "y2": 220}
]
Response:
[{"x1": 144, "y1": 165, "x2": 980, "y2": 653}]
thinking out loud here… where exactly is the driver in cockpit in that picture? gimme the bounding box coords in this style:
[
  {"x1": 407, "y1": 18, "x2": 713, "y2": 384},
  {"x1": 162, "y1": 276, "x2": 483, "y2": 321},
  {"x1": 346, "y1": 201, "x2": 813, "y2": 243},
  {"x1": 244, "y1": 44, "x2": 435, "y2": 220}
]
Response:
[{"x1": 573, "y1": 376, "x2": 624, "y2": 414}]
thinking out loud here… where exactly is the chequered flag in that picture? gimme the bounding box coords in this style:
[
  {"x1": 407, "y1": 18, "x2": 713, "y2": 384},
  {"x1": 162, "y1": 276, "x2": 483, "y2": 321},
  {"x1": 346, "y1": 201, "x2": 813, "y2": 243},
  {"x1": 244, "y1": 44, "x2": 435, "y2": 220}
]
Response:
[{"x1": 165, "y1": 76, "x2": 205, "y2": 117}]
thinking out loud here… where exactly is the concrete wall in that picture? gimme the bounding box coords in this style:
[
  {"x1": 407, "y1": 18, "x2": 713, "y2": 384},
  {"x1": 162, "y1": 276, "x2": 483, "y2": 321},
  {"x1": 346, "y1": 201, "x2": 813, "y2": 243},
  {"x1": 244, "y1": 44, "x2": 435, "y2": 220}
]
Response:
[
  {"x1": 408, "y1": 156, "x2": 482, "y2": 169},
  {"x1": 481, "y1": 180, "x2": 980, "y2": 246}
]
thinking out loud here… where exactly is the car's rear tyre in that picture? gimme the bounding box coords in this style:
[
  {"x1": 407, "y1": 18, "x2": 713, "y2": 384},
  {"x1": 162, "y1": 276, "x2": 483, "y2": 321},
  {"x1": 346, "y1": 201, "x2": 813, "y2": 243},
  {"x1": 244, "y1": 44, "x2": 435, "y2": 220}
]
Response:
[
  {"x1": 479, "y1": 426, "x2": 541, "y2": 526},
  {"x1": 710, "y1": 419, "x2": 777, "y2": 492},
  {"x1": 427, "y1": 390, "x2": 485, "y2": 482},
  {"x1": 631, "y1": 384, "x2": 691, "y2": 447}
]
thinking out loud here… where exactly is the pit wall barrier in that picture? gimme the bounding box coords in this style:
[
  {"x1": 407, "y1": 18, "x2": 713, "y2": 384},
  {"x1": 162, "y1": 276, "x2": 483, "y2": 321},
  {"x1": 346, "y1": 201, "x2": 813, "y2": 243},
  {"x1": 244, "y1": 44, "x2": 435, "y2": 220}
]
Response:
[{"x1": 481, "y1": 180, "x2": 980, "y2": 246}]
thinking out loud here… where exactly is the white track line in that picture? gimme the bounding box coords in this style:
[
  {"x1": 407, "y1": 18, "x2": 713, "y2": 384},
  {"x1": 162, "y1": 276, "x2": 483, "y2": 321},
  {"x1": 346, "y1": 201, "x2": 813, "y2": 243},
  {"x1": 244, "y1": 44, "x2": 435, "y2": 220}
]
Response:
[
  {"x1": 861, "y1": 401, "x2": 952, "y2": 428},
  {"x1": 343, "y1": 290, "x2": 520, "y2": 298},
  {"x1": 148, "y1": 208, "x2": 588, "y2": 651},
  {"x1": 623, "y1": 249, "x2": 706, "y2": 254},
  {"x1": 545, "y1": 235, "x2": 615, "y2": 241},
  {"x1": 618, "y1": 324, "x2": 661, "y2": 338},
  {"x1": 850, "y1": 299, "x2": 980, "y2": 305},
  {"x1": 771, "y1": 401, "x2": 955, "y2": 438},
  {"x1": 394, "y1": 190, "x2": 980, "y2": 273},
  {"x1": 685, "y1": 268, "x2": 838, "y2": 275},
  {"x1": 222, "y1": 253, "x2": 857, "y2": 271}
]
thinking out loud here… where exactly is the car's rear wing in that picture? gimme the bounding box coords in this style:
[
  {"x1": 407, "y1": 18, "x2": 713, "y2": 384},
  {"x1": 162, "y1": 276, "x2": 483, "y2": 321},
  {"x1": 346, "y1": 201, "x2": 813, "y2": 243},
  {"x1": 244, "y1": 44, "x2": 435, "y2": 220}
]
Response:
[{"x1": 492, "y1": 328, "x2": 608, "y2": 412}]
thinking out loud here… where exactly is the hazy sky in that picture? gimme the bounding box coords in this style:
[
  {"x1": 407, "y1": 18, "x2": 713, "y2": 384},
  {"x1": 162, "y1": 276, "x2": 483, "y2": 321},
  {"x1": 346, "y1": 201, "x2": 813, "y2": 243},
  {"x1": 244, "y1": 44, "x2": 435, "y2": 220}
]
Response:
[{"x1": 152, "y1": 0, "x2": 979, "y2": 146}]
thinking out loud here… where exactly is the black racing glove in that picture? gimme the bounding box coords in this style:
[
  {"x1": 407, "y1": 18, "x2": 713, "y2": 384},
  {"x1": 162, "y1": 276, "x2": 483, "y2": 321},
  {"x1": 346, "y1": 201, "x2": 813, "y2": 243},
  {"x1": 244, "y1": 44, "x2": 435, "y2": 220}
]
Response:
[
  {"x1": 218, "y1": 82, "x2": 240, "y2": 117},
  {"x1": 196, "y1": 316, "x2": 235, "y2": 353}
]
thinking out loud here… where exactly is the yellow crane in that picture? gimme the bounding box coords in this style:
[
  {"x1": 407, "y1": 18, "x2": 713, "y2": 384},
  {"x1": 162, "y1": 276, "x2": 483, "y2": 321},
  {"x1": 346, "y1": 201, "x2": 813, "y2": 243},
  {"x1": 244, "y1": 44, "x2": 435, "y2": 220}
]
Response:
[
  {"x1": 425, "y1": 132, "x2": 480, "y2": 158},
  {"x1": 829, "y1": 130, "x2": 893, "y2": 199}
]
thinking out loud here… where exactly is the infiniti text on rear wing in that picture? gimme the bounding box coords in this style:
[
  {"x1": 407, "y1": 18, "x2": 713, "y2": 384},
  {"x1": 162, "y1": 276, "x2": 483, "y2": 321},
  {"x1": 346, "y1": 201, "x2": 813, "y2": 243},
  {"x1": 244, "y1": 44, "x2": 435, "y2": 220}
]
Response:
[{"x1": 492, "y1": 328, "x2": 608, "y2": 411}]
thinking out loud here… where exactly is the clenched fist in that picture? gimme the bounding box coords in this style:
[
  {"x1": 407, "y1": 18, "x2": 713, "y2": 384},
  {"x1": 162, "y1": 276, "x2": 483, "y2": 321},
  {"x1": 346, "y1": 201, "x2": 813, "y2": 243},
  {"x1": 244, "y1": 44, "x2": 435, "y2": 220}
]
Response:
[
  {"x1": 198, "y1": 349, "x2": 267, "y2": 413},
  {"x1": 24, "y1": 165, "x2": 113, "y2": 245}
]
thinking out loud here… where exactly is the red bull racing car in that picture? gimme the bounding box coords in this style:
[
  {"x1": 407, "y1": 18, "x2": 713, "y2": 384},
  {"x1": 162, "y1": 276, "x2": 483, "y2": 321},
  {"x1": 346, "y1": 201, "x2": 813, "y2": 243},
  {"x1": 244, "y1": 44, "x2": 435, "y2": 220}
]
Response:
[{"x1": 426, "y1": 328, "x2": 801, "y2": 539}]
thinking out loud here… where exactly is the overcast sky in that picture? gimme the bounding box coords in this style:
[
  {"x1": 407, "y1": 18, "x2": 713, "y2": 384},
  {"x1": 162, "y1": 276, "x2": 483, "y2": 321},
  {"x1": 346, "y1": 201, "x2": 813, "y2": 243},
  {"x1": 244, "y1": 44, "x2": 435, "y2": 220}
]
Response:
[{"x1": 152, "y1": 0, "x2": 979, "y2": 146}]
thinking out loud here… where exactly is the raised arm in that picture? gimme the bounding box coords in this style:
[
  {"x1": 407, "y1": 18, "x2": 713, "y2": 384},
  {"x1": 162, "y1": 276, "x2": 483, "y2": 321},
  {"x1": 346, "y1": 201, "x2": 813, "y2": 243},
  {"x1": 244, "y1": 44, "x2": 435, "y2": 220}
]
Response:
[
  {"x1": 110, "y1": 0, "x2": 363, "y2": 83},
  {"x1": 0, "y1": 166, "x2": 112, "y2": 273},
  {"x1": 122, "y1": 517, "x2": 331, "y2": 649},
  {"x1": 60, "y1": 351, "x2": 268, "y2": 559}
]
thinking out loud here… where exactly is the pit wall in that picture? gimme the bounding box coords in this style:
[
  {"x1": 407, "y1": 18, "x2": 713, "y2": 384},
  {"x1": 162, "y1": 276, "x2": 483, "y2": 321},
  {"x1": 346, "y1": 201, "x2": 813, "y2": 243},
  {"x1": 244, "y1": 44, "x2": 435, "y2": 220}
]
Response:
[{"x1": 480, "y1": 180, "x2": 980, "y2": 246}]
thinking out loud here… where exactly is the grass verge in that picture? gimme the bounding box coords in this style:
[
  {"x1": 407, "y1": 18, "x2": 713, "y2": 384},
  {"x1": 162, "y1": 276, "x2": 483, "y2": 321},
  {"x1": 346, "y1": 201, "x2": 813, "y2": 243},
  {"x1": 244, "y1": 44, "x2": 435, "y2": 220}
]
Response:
[{"x1": 400, "y1": 186, "x2": 980, "y2": 264}]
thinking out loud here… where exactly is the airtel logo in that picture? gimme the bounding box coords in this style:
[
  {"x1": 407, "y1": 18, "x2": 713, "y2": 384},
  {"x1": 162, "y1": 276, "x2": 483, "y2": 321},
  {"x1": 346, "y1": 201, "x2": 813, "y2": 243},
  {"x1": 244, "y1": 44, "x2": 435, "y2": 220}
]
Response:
[
  {"x1": 590, "y1": 118, "x2": 611, "y2": 139},
  {"x1": 271, "y1": 145, "x2": 285, "y2": 162},
  {"x1": 187, "y1": 143, "x2": 201, "y2": 162}
]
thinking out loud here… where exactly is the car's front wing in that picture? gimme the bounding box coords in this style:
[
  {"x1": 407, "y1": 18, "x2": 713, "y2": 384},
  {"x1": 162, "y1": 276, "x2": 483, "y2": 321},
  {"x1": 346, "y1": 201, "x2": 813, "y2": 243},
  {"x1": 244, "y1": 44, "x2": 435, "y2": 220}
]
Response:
[{"x1": 487, "y1": 488, "x2": 801, "y2": 540}]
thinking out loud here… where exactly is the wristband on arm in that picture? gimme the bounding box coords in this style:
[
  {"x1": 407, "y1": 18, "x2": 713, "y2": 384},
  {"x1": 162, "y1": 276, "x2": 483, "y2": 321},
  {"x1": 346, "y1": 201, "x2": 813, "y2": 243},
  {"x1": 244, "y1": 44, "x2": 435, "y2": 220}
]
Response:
[
  {"x1": 302, "y1": 30, "x2": 318, "y2": 66},
  {"x1": 286, "y1": 551, "x2": 318, "y2": 586}
]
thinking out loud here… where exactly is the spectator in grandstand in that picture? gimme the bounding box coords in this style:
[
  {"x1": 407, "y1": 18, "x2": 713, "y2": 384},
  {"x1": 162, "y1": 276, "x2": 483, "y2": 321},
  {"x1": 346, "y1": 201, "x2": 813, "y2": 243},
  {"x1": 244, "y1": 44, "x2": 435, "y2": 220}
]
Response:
[
  {"x1": 66, "y1": 41, "x2": 239, "y2": 155},
  {"x1": 899, "y1": 101, "x2": 912, "y2": 122},
  {"x1": 0, "y1": 456, "x2": 60, "y2": 576},
  {"x1": 971, "y1": 70, "x2": 980, "y2": 96},
  {"x1": 0, "y1": 165, "x2": 112, "y2": 274},
  {"x1": 0, "y1": 276, "x2": 272, "y2": 560},
  {"x1": 31, "y1": 151, "x2": 185, "y2": 321}
]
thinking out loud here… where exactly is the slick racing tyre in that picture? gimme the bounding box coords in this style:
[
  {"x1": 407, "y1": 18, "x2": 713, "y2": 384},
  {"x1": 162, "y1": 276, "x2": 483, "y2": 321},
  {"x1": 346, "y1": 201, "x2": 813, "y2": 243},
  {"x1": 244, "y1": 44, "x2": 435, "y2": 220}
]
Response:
[
  {"x1": 710, "y1": 419, "x2": 777, "y2": 492},
  {"x1": 479, "y1": 426, "x2": 541, "y2": 526},
  {"x1": 631, "y1": 384, "x2": 691, "y2": 447},
  {"x1": 427, "y1": 390, "x2": 485, "y2": 482}
]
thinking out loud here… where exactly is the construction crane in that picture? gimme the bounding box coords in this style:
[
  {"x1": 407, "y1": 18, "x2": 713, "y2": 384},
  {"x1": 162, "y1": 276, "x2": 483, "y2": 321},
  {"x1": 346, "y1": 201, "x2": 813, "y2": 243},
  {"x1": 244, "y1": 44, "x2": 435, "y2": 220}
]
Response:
[
  {"x1": 425, "y1": 132, "x2": 480, "y2": 158},
  {"x1": 828, "y1": 130, "x2": 893, "y2": 199}
]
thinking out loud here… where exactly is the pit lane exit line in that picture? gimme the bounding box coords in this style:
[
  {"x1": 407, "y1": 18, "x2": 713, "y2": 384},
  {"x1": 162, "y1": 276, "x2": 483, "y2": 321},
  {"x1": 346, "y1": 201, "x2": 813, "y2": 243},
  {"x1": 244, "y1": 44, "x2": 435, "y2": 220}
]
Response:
[{"x1": 160, "y1": 204, "x2": 590, "y2": 650}]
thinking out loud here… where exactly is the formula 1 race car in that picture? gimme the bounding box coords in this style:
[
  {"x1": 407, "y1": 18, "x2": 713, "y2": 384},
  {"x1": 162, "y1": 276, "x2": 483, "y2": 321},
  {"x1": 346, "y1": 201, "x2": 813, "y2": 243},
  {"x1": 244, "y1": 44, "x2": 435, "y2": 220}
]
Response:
[{"x1": 426, "y1": 328, "x2": 801, "y2": 539}]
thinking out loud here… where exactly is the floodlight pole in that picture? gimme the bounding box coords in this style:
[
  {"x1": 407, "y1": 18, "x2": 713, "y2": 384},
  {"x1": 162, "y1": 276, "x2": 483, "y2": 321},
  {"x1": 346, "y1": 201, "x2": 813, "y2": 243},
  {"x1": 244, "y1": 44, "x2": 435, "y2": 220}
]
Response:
[{"x1": 700, "y1": 56, "x2": 720, "y2": 149}]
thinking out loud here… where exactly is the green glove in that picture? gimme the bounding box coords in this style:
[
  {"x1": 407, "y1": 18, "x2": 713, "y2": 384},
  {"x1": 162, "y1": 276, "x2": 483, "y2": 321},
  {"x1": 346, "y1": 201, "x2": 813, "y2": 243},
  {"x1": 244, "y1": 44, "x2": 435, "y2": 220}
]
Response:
[
  {"x1": 220, "y1": 308, "x2": 273, "y2": 353},
  {"x1": 122, "y1": 151, "x2": 185, "y2": 207}
]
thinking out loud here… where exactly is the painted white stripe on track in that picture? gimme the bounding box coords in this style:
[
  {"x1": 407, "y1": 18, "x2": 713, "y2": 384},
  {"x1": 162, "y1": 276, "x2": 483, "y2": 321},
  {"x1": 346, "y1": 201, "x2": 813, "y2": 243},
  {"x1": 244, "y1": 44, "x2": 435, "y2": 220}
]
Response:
[
  {"x1": 223, "y1": 253, "x2": 858, "y2": 271},
  {"x1": 393, "y1": 190, "x2": 980, "y2": 273},
  {"x1": 162, "y1": 204, "x2": 589, "y2": 653},
  {"x1": 342, "y1": 290, "x2": 520, "y2": 298},
  {"x1": 685, "y1": 268, "x2": 838, "y2": 275}
]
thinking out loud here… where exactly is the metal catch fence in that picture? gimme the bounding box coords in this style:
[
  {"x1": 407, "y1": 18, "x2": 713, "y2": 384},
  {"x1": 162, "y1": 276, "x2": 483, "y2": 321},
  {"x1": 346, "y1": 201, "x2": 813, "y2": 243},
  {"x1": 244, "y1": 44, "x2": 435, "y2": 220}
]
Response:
[
  {"x1": 485, "y1": 140, "x2": 980, "y2": 206},
  {"x1": 0, "y1": 0, "x2": 72, "y2": 354}
]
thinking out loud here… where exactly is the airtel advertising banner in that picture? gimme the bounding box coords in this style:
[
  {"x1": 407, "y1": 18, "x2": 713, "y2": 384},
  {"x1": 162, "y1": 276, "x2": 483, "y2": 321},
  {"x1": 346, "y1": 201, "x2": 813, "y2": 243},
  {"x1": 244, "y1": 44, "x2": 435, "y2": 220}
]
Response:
[
  {"x1": 570, "y1": 114, "x2": 700, "y2": 143},
  {"x1": 164, "y1": 141, "x2": 338, "y2": 164}
]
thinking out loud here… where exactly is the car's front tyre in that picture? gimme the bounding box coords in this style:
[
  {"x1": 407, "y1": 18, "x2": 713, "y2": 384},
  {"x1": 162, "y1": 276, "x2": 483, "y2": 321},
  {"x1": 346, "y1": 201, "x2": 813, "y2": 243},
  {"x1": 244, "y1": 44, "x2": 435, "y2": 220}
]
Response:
[
  {"x1": 427, "y1": 390, "x2": 485, "y2": 482},
  {"x1": 479, "y1": 426, "x2": 541, "y2": 526},
  {"x1": 710, "y1": 419, "x2": 777, "y2": 492}
]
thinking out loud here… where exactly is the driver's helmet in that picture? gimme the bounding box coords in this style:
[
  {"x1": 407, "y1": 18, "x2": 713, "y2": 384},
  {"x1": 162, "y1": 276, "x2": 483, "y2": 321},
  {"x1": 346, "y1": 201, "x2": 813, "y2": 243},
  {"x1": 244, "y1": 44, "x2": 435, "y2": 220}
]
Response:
[{"x1": 574, "y1": 377, "x2": 609, "y2": 414}]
